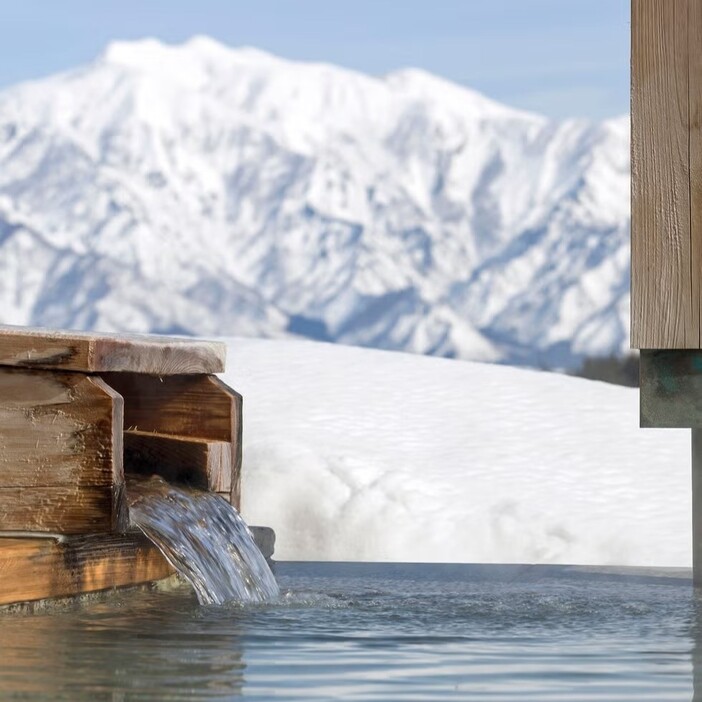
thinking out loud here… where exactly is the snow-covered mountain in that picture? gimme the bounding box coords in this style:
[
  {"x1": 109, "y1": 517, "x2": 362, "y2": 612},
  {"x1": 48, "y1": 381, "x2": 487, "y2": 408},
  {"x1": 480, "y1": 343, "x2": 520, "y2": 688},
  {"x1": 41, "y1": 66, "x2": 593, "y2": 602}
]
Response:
[{"x1": 0, "y1": 37, "x2": 630, "y2": 367}]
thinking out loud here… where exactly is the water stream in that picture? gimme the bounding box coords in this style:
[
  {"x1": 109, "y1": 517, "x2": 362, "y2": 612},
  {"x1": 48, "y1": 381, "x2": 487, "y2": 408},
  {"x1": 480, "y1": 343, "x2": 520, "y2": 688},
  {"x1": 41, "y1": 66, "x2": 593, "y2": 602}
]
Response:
[{"x1": 128, "y1": 476, "x2": 280, "y2": 605}]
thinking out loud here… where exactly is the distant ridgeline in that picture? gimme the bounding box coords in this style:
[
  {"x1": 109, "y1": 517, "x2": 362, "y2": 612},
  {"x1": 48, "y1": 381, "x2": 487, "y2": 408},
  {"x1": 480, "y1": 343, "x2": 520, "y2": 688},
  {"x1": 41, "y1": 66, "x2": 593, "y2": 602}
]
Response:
[
  {"x1": 0, "y1": 37, "x2": 629, "y2": 370},
  {"x1": 571, "y1": 354, "x2": 639, "y2": 388}
]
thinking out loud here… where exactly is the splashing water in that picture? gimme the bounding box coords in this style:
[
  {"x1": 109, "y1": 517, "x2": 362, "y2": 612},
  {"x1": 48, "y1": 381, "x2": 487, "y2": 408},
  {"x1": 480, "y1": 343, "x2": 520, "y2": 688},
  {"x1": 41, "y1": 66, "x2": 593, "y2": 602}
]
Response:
[{"x1": 128, "y1": 477, "x2": 280, "y2": 605}]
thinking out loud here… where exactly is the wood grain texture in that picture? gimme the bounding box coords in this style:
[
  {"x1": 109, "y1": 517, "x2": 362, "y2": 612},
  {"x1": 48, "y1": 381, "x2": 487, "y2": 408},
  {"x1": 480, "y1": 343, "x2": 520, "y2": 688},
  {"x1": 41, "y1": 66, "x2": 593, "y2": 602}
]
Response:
[
  {"x1": 0, "y1": 533, "x2": 173, "y2": 605},
  {"x1": 0, "y1": 368, "x2": 127, "y2": 533},
  {"x1": 103, "y1": 373, "x2": 242, "y2": 507},
  {"x1": 690, "y1": 0, "x2": 702, "y2": 345},
  {"x1": 0, "y1": 486, "x2": 125, "y2": 534},
  {"x1": 0, "y1": 370, "x2": 120, "y2": 488},
  {"x1": 0, "y1": 324, "x2": 225, "y2": 374},
  {"x1": 631, "y1": 0, "x2": 698, "y2": 348},
  {"x1": 211, "y1": 377, "x2": 243, "y2": 509},
  {"x1": 124, "y1": 430, "x2": 232, "y2": 492}
]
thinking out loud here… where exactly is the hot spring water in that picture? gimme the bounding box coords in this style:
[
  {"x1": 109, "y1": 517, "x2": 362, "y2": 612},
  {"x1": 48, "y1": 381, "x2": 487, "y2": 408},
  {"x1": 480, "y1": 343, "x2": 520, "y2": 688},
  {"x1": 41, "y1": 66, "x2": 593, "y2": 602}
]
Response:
[
  {"x1": 1, "y1": 480, "x2": 693, "y2": 699},
  {"x1": 128, "y1": 477, "x2": 279, "y2": 605}
]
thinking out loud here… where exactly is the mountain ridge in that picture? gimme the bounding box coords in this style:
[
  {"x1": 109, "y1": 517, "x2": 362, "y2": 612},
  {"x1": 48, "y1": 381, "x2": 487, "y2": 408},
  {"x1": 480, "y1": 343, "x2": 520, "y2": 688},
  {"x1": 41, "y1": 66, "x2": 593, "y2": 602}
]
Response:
[{"x1": 0, "y1": 36, "x2": 630, "y2": 368}]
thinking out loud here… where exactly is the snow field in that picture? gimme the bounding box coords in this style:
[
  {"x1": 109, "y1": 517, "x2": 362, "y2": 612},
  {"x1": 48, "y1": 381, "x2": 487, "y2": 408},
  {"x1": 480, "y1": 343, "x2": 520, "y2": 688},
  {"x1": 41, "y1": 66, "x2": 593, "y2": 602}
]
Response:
[{"x1": 222, "y1": 338, "x2": 690, "y2": 566}]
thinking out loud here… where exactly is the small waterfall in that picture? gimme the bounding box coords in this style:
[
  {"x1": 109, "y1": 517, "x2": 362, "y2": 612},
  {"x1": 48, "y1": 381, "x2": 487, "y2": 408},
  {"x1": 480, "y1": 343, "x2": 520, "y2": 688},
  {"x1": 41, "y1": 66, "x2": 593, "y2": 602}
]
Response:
[{"x1": 128, "y1": 476, "x2": 280, "y2": 605}]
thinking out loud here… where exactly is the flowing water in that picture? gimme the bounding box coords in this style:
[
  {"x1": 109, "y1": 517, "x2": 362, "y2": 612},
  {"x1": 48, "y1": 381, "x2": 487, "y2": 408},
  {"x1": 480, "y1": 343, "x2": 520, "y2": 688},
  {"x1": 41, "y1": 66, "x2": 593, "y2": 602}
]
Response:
[
  {"x1": 128, "y1": 477, "x2": 279, "y2": 605},
  {"x1": 0, "y1": 562, "x2": 699, "y2": 700}
]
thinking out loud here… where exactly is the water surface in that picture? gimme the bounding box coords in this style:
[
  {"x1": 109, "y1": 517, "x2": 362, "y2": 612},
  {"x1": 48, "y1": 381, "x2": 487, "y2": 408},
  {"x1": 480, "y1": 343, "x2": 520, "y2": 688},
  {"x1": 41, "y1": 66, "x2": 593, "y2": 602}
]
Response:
[{"x1": 0, "y1": 562, "x2": 699, "y2": 700}]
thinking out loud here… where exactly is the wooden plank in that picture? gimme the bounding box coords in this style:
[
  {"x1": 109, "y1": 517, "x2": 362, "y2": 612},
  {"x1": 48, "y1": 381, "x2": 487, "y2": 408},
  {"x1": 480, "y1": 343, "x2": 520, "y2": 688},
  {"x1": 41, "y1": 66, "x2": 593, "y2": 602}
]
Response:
[
  {"x1": 0, "y1": 486, "x2": 125, "y2": 534},
  {"x1": 103, "y1": 373, "x2": 242, "y2": 508},
  {"x1": 0, "y1": 368, "x2": 127, "y2": 533},
  {"x1": 631, "y1": 0, "x2": 697, "y2": 348},
  {"x1": 0, "y1": 533, "x2": 173, "y2": 606},
  {"x1": 124, "y1": 430, "x2": 232, "y2": 492},
  {"x1": 639, "y1": 349, "x2": 702, "y2": 426},
  {"x1": 0, "y1": 324, "x2": 225, "y2": 374},
  {"x1": 211, "y1": 377, "x2": 243, "y2": 509},
  {"x1": 0, "y1": 369, "x2": 121, "y2": 488}
]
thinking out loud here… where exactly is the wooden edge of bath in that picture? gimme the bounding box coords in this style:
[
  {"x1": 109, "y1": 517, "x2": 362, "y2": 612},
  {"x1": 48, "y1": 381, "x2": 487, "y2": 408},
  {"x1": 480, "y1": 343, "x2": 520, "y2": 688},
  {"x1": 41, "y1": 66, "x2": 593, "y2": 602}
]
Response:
[
  {"x1": 0, "y1": 324, "x2": 226, "y2": 374},
  {"x1": 0, "y1": 533, "x2": 174, "y2": 606}
]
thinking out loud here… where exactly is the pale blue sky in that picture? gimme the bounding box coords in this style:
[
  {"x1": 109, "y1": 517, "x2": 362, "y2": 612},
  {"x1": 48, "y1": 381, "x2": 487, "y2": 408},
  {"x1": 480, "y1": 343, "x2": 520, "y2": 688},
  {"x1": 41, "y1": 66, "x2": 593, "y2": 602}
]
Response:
[{"x1": 0, "y1": 0, "x2": 629, "y2": 120}]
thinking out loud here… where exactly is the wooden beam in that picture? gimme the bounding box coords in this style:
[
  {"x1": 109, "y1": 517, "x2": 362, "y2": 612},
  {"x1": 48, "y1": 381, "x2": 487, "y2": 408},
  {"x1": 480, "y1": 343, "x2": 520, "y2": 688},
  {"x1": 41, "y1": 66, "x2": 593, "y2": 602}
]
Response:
[
  {"x1": 0, "y1": 486, "x2": 126, "y2": 534},
  {"x1": 211, "y1": 377, "x2": 243, "y2": 509},
  {"x1": 0, "y1": 371, "x2": 121, "y2": 488},
  {"x1": 0, "y1": 324, "x2": 225, "y2": 374},
  {"x1": 124, "y1": 430, "x2": 232, "y2": 492},
  {"x1": 631, "y1": 0, "x2": 697, "y2": 348},
  {"x1": 103, "y1": 374, "x2": 233, "y2": 440},
  {"x1": 103, "y1": 373, "x2": 242, "y2": 508},
  {"x1": 0, "y1": 368, "x2": 127, "y2": 533},
  {"x1": 0, "y1": 534, "x2": 173, "y2": 606}
]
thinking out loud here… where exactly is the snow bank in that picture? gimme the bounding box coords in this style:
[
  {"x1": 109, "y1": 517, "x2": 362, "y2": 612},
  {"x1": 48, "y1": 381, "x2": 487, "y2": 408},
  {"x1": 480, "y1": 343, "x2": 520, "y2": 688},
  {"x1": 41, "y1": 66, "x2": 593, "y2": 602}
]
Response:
[{"x1": 221, "y1": 338, "x2": 690, "y2": 566}]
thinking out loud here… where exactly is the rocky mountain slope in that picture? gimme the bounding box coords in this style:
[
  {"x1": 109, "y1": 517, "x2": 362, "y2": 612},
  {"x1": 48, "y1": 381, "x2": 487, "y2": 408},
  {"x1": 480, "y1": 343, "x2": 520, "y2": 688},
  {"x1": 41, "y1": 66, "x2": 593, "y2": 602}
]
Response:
[{"x1": 0, "y1": 37, "x2": 630, "y2": 367}]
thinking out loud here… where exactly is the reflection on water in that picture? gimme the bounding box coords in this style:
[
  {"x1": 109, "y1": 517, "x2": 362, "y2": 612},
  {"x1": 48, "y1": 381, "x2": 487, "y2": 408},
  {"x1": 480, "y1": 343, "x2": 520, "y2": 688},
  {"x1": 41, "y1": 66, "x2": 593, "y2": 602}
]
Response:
[
  {"x1": 0, "y1": 562, "x2": 699, "y2": 701},
  {"x1": 0, "y1": 586, "x2": 246, "y2": 701}
]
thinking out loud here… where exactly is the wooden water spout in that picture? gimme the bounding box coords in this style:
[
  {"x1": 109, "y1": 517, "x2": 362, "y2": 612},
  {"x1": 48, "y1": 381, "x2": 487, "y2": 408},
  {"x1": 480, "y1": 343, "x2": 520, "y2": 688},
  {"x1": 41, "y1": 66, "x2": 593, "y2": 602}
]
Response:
[{"x1": 0, "y1": 325, "x2": 242, "y2": 605}]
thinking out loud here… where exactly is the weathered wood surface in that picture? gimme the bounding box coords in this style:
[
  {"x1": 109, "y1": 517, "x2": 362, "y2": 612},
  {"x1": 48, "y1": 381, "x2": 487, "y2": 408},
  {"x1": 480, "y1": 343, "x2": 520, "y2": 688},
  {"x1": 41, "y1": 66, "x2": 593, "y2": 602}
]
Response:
[
  {"x1": 124, "y1": 430, "x2": 232, "y2": 492},
  {"x1": 0, "y1": 324, "x2": 225, "y2": 374},
  {"x1": 0, "y1": 486, "x2": 127, "y2": 534},
  {"x1": 692, "y1": 0, "x2": 702, "y2": 349},
  {"x1": 0, "y1": 533, "x2": 173, "y2": 606},
  {"x1": 214, "y1": 377, "x2": 243, "y2": 509},
  {"x1": 631, "y1": 0, "x2": 700, "y2": 348},
  {"x1": 0, "y1": 369, "x2": 127, "y2": 533},
  {"x1": 104, "y1": 373, "x2": 242, "y2": 507},
  {"x1": 639, "y1": 349, "x2": 702, "y2": 426}
]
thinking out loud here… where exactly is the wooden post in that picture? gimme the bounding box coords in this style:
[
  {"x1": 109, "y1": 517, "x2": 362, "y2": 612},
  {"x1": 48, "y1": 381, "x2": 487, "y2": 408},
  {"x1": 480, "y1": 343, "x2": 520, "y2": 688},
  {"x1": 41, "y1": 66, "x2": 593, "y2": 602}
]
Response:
[
  {"x1": 631, "y1": 0, "x2": 698, "y2": 347},
  {"x1": 632, "y1": 0, "x2": 702, "y2": 581}
]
